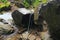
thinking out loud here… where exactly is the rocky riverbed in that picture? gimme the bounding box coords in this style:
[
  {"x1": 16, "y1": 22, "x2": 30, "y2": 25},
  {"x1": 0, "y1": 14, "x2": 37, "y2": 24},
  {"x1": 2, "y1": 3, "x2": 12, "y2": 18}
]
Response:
[{"x1": 0, "y1": 8, "x2": 52, "y2": 40}]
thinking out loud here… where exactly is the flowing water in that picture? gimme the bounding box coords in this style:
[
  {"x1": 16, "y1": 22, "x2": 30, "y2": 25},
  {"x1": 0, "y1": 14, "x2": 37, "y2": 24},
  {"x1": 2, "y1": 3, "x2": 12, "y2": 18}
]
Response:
[{"x1": 0, "y1": 8, "x2": 51, "y2": 40}]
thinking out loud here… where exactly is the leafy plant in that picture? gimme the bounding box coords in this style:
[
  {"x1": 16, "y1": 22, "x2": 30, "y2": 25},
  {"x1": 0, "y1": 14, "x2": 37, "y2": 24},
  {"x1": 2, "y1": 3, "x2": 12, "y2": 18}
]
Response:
[
  {"x1": 0, "y1": 0, "x2": 10, "y2": 8},
  {"x1": 22, "y1": 0, "x2": 47, "y2": 8}
]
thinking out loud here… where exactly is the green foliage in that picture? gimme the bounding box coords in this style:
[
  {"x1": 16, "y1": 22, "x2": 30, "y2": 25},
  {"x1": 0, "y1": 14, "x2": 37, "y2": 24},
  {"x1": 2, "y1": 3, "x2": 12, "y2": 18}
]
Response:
[
  {"x1": 22, "y1": 0, "x2": 48, "y2": 8},
  {"x1": 0, "y1": 0, "x2": 7, "y2": 3},
  {"x1": 0, "y1": 1, "x2": 10, "y2": 8},
  {"x1": 33, "y1": 0, "x2": 41, "y2": 8},
  {"x1": 42, "y1": 0, "x2": 48, "y2": 4},
  {"x1": 23, "y1": 0, "x2": 30, "y2": 8}
]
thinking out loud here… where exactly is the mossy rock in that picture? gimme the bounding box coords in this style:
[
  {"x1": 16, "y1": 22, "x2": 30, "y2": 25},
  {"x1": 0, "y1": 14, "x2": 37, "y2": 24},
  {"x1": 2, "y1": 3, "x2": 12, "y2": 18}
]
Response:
[{"x1": 40, "y1": 1, "x2": 60, "y2": 40}]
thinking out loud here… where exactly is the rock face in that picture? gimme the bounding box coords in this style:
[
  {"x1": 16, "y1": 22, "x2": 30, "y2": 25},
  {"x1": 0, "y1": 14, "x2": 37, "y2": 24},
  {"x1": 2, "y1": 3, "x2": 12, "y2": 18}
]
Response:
[
  {"x1": 12, "y1": 10, "x2": 34, "y2": 28},
  {"x1": 12, "y1": 10, "x2": 23, "y2": 26},
  {"x1": 12, "y1": 9, "x2": 45, "y2": 32},
  {"x1": 40, "y1": 1, "x2": 60, "y2": 40}
]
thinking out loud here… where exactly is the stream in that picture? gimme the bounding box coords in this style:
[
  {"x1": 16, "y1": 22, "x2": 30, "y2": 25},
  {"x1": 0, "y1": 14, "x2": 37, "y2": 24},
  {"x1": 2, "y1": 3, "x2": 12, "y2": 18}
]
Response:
[{"x1": 0, "y1": 8, "x2": 51, "y2": 40}]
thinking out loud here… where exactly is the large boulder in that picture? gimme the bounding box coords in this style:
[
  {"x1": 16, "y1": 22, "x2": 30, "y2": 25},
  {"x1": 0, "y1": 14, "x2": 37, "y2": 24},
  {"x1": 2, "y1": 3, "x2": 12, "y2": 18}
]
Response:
[
  {"x1": 12, "y1": 9, "x2": 44, "y2": 32},
  {"x1": 12, "y1": 10, "x2": 23, "y2": 26},
  {"x1": 12, "y1": 10, "x2": 34, "y2": 28},
  {"x1": 40, "y1": 1, "x2": 60, "y2": 40}
]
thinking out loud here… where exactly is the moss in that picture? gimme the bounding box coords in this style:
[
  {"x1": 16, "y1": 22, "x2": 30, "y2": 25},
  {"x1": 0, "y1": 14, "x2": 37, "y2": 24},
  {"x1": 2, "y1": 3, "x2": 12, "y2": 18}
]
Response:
[{"x1": 40, "y1": 1, "x2": 60, "y2": 40}]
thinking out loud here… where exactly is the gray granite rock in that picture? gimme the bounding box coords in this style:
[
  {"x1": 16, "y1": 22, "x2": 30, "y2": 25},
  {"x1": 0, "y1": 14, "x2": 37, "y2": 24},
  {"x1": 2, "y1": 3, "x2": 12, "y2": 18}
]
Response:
[{"x1": 0, "y1": 22, "x2": 14, "y2": 35}]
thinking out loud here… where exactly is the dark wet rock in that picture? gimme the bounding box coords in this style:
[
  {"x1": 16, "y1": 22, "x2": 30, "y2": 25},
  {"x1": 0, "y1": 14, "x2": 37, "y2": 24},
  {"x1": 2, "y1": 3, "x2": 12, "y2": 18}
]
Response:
[
  {"x1": 2, "y1": 6, "x2": 11, "y2": 11},
  {"x1": 12, "y1": 10, "x2": 44, "y2": 32},
  {"x1": 12, "y1": 10, "x2": 23, "y2": 26},
  {"x1": 12, "y1": 10, "x2": 34, "y2": 28},
  {"x1": 40, "y1": 1, "x2": 60, "y2": 40},
  {"x1": 0, "y1": 6, "x2": 11, "y2": 12}
]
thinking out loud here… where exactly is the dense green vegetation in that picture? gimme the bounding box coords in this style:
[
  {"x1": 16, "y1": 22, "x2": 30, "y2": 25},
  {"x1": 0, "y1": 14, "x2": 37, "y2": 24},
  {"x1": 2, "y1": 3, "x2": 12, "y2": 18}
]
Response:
[
  {"x1": 0, "y1": 0, "x2": 7, "y2": 3},
  {"x1": 22, "y1": 0, "x2": 47, "y2": 8},
  {"x1": 0, "y1": 0, "x2": 10, "y2": 8}
]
